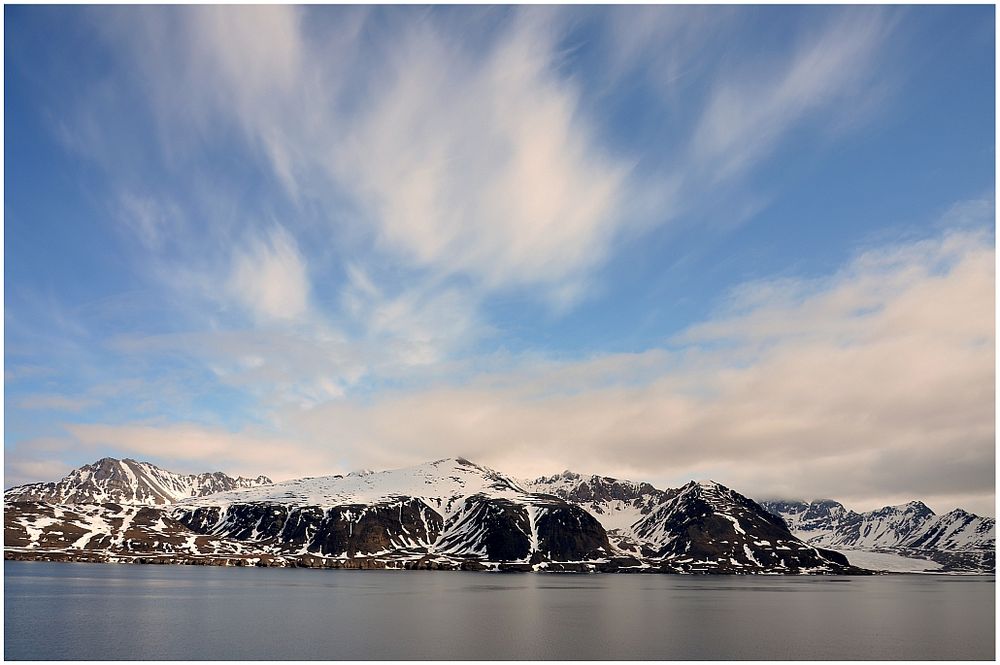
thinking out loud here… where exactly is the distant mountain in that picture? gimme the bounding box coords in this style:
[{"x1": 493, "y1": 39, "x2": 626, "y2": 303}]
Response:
[
  {"x1": 4, "y1": 457, "x2": 272, "y2": 506},
  {"x1": 524, "y1": 470, "x2": 667, "y2": 533},
  {"x1": 760, "y1": 498, "x2": 995, "y2": 573},
  {"x1": 627, "y1": 480, "x2": 853, "y2": 572},
  {"x1": 4, "y1": 500, "x2": 281, "y2": 567},
  {"x1": 5, "y1": 457, "x2": 861, "y2": 574},
  {"x1": 173, "y1": 457, "x2": 617, "y2": 570},
  {"x1": 524, "y1": 471, "x2": 851, "y2": 571}
]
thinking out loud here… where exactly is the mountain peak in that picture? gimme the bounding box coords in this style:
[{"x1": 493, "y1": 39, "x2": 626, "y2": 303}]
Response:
[
  {"x1": 5, "y1": 457, "x2": 272, "y2": 506},
  {"x1": 888, "y1": 500, "x2": 935, "y2": 516}
]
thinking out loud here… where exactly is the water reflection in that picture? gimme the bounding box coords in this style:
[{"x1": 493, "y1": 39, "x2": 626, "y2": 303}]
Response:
[{"x1": 5, "y1": 562, "x2": 994, "y2": 660}]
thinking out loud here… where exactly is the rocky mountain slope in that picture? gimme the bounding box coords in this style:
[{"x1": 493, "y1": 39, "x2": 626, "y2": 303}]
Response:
[
  {"x1": 5, "y1": 457, "x2": 272, "y2": 506},
  {"x1": 525, "y1": 471, "x2": 852, "y2": 571},
  {"x1": 760, "y1": 499, "x2": 995, "y2": 573},
  {"x1": 4, "y1": 500, "x2": 280, "y2": 566},
  {"x1": 524, "y1": 471, "x2": 668, "y2": 534},
  {"x1": 171, "y1": 458, "x2": 618, "y2": 571},
  {"x1": 5, "y1": 457, "x2": 863, "y2": 574}
]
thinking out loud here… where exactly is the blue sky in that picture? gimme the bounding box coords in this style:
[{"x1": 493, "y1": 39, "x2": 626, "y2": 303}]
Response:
[{"x1": 5, "y1": 5, "x2": 996, "y2": 514}]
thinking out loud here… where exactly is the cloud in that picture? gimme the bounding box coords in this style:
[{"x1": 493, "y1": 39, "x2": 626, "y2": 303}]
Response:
[
  {"x1": 116, "y1": 193, "x2": 181, "y2": 250},
  {"x1": 4, "y1": 364, "x2": 57, "y2": 382},
  {"x1": 94, "y1": 7, "x2": 630, "y2": 306},
  {"x1": 689, "y1": 9, "x2": 893, "y2": 183},
  {"x1": 677, "y1": 226, "x2": 994, "y2": 348},
  {"x1": 4, "y1": 456, "x2": 75, "y2": 490},
  {"x1": 342, "y1": 271, "x2": 486, "y2": 368},
  {"x1": 51, "y1": 7, "x2": 901, "y2": 319},
  {"x1": 336, "y1": 11, "x2": 628, "y2": 303},
  {"x1": 56, "y1": 223, "x2": 995, "y2": 515},
  {"x1": 65, "y1": 422, "x2": 316, "y2": 482},
  {"x1": 279, "y1": 225, "x2": 994, "y2": 515},
  {"x1": 226, "y1": 227, "x2": 310, "y2": 322},
  {"x1": 15, "y1": 394, "x2": 98, "y2": 413}
]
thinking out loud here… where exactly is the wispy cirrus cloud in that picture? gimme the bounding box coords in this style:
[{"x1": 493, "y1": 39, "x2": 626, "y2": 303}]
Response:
[
  {"x1": 84, "y1": 6, "x2": 898, "y2": 308},
  {"x1": 226, "y1": 227, "x2": 311, "y2": 323},
  {"x1": 15, "y1": 395, "x2": 99, "y2": 413},
  {"x1": 336, "y1": 12, "x2": 628, "y2": 303},
  {"x1": 688, "y1": 9, "x2": 894, "y2": 184}
]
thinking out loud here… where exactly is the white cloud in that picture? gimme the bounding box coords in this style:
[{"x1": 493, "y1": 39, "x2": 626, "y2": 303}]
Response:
[
  {"x1": 15, "y1": 394, "x2": 98, "y2": 413},
  {"x1": 337, "y1": 12, "x2": 628, "y2": 303},
  {"x1": 65, "y1": 422, "x2": 316, "y2": 482},
  {"x1": 116, "y1": 193, "x2": 181, "y2": 250},
  {"x1": 66, "y1": 224, "x2": 995, "y2": 515},
  {"x1": 4, "y1": 456, "x2": 74, "y2": 490},
  {"x1": 281, "y1": 226, "x2": 994, "y2": 515},
  {"x1": 65, "y1": 7, "x2": 901, "y2": 320},
  {"x1": 101, "y1": 7, "x2": 629, "y2": 305},
  {"x1": 689, "y1": 9, "x2": 892, "y2": 183},
  {"x1": 227, "y1": 227, "x2": 310, "y2": 322}
]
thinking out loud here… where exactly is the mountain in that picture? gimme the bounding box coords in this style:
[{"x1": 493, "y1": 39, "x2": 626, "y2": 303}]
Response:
[
  {"x1": 5, "y1": 457, "x2": 862, "y2": 574},
  {"x1": 3, "y1": 500, "x2": 281, "y2": 567},
  {"x1": 629, "y1": 480, "x2": 852, "y2": 572},
  {"x1": 524, "y1": 470, "x2": 668, "y2": 533},
  {"x1": 4, "y1": 457, "x2": 272, "y2": 506},
  {"x1": 525, "y1": 472, "x2": 851, "y2": 572},
  {"x1": 172, "y1": 457, "x2": 619, "y2": 571},
  {"x1": 760, "y1": 499, "x2": 995, "y2": 573}
]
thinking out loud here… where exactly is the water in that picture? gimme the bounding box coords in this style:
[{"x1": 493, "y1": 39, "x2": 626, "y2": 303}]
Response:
[{"x1": 4, "y1": 561, "x2": 994, "y2": 660}]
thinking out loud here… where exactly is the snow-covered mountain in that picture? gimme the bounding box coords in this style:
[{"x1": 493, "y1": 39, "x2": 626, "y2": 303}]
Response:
[
  {"x1": 4, "y1": 457, "x2": 272, "y2": 506},
  {"x1": 524, "y1": 472, "x2": 850, "y2": 571},
  {"x1": 628, "y1": 480, "x2": 851, "y2": 572},
  {"x1": 524, "y1": 471, "x2": 667, "y2": 534},
  {"x1": 760, "y1": 498, "x2": 995, "y2": 573},
  {"x1": 172, "y1": 457, "x2": 616, "y2": 570},
  {"x1": 5, "y1": 457, "x2": 860, "y2": 573},
  {"x1": 4, "y1": 500, "x2": 277, "y2": 566}
]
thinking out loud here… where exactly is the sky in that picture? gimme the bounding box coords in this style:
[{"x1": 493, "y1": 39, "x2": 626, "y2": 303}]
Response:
[{"x1": 4, "y1": 5, "x2": 996, "y2": 516}]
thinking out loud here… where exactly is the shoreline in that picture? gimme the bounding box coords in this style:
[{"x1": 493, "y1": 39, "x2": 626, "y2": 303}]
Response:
[{"x1": 4, "y1": 549, "x2": 893, "y2": 575}]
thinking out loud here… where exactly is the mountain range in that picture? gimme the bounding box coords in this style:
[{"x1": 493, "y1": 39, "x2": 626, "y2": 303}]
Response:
[
  {"x1": 759, "y1": 499, "x2": 994, "y2": 573},
  {"x1": 4, "y1": 457, "x2": 993, "y2": 574},
  {"x1": 5, "y1": 457, "x2": 272, "y2": 506}
]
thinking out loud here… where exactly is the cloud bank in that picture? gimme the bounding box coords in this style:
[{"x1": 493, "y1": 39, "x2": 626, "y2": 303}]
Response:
[{"x1": 17, "y1": 224, "x2": 992, "y2": 515}]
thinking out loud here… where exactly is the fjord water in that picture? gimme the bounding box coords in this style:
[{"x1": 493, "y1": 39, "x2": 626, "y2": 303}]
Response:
[{"x1": 4, "y1": 562, "x2": 994, "y2": 660}]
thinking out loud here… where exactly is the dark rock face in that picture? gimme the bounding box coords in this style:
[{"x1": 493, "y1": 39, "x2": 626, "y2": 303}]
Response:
[
  {"x1": 306, "y1": 501, "x2": 443, "y2": 557},
  {"x1": 3, "y1": 500, "x2": 268, "y2": 564},
  {"x1": 533, "y1": 471, "x2": 665, "y2": 505},
  {"x1": 177, "y1": 499, "x2": 445, "y2": 558},
  {"x1": 535, "y1": 504, "x2": 611, "y2": 561},
  {"x1": 526, "y1": 472, "x2": 667, "y2": 528},
  {"x1": 815, "y1": 548, "x2": 850, "y2": 566},
  {"x1": 438, "y1": 496, "x2": 531, "y2": 561},
  {"x1": 174, "y1": 493, "x2": 616, "y2": 566},
  {"x1": 632, "y1": 482, "x2": 858, "y2": 573}
]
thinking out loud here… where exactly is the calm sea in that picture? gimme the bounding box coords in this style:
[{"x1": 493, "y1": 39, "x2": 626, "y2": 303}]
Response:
[{"x1": 4, "y1": 561, "x2": 994, "y2": 660}]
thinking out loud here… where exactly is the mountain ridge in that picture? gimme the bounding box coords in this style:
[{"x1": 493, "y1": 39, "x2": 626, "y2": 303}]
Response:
[
  {"x1": 6, "y1": 456, "x2": 863, "y2": 574},
  {"x1": 7, "y1": 457, "x2": 991, "y2": 573},
  {"x1": 759, "y1": 498, "x2": 995, "y2": 573},
  {"x1": 4, "y1": 457, "x2": 272, "y2": 506}
]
